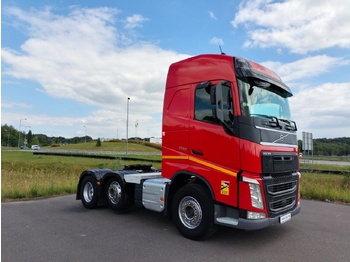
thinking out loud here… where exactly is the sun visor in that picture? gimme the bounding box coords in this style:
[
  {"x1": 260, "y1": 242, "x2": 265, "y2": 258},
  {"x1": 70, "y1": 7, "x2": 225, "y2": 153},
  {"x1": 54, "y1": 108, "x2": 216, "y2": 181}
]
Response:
[{"x1": 234, "y1": 57, "x2": 293, "y2": 97}]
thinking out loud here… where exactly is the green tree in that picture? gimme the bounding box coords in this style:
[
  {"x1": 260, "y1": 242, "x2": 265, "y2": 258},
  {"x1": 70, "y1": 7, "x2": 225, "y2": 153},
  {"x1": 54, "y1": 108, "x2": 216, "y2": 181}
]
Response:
[
  {"x1": 31, "y1": 136, "x2": 40, "y2": 146},
  {"x1": 96, "y1": 138, "x2": 102, "y2": 147},
  {"x1": 27, "y1": 130, "x2": 33, "y2": 145},
  {"x1": 1, "y1": 124, "x2": 18, "y2": 147}
]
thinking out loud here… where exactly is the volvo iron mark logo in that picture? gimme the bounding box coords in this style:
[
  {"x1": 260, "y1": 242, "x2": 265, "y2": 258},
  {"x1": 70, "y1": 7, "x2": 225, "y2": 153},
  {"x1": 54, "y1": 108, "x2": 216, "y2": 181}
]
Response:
[{"x1": 273, "y1": 133, "x2": 290, "y2": 143}]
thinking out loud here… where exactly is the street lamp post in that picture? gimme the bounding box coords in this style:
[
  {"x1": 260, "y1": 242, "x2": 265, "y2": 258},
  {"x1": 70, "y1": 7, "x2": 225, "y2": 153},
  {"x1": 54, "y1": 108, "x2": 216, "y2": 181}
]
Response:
[
  {"x1": 18, "y1": 118, "x2": 27, "y2": 148},
  {"x1": 126, "y1": 97, "x2": 130, "y2": 155}
]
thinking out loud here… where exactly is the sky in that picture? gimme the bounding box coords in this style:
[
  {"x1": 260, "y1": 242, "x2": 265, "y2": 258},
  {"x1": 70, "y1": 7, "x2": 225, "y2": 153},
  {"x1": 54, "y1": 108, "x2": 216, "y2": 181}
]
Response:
[{"x1": 2, "y1": 0, "x2": 350, "y2": 140}]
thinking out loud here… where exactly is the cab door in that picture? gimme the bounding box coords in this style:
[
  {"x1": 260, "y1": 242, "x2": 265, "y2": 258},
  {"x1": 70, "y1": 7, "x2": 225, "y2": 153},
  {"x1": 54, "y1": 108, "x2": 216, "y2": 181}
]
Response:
[{"x1": 189, "y1": 81, "x2": 240, "y2": 206}]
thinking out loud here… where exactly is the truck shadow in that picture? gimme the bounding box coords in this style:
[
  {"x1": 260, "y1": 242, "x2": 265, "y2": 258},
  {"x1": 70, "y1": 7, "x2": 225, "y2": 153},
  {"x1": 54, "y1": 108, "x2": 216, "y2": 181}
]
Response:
[
  {"x1": 117, "y1": 205, "x2": 293, "y2": 244},
  {"x1": 70, "y1": 199, "x2": 295, "y2": 247}
]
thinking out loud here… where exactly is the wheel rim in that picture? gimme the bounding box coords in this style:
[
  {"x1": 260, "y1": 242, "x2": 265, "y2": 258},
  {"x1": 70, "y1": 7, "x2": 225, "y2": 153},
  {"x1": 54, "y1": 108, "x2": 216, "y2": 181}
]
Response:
[
  {"x1": 83, "y1": 181, "x2": 94, "y2": 203},
  {"x1": 108, "y1": 181, "x2": 122, "y2": 205},
  {"x1": 178, "y1": 196, "x2": 202, "y2": 229}
]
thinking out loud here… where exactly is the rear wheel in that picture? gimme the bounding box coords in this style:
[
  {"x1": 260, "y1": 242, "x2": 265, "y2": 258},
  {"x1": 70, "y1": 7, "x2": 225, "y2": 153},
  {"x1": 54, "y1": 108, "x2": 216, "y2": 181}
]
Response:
[
  {"x1": 106, "y1": 177, "x2": 131, "y2": 211},
  {"x1": 172, "y1": 184, "x2": 217, "y2": 240},
  {"x1": 80, "y1": 176, "x2": 98, "y2": 209}
]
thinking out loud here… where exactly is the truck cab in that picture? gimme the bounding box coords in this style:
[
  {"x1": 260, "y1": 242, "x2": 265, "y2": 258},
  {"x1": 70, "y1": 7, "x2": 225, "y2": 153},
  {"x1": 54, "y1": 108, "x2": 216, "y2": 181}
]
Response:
[{"x1": 162, "y1": 54, "x2": 300, "y2": 233}]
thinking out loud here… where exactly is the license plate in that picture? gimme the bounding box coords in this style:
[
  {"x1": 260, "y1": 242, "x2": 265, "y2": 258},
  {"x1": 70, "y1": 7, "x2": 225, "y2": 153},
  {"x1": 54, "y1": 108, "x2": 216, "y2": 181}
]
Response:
[{"x1": 279, "y1": 213, "x2": 291, "y2": 224}]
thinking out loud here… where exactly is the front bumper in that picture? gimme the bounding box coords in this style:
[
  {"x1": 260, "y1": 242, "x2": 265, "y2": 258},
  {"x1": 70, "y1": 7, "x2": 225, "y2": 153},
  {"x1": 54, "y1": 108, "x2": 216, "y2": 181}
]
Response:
[{"x1": 215, "y1": 204, "x2": 301, "y2": 230}]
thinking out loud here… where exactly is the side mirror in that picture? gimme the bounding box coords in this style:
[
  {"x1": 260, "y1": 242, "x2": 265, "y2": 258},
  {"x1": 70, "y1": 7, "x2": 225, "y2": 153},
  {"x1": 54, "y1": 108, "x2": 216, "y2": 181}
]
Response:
[
  {"x1": 210, "y1": 86, "x2": 216, "y2": 105},
  {"x1": 215, "y1": 82, "x2": 224, "y2": 122},
  {"x1": 212, "y1": 81, "x2": 235, "y2": 133}
]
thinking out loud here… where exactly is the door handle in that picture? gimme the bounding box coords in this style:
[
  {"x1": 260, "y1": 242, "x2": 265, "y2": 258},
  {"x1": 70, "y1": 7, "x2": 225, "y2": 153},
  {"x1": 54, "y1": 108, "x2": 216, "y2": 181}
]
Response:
[{"x1": 192, "y1": 150, "x2": 203, "y2": 156}]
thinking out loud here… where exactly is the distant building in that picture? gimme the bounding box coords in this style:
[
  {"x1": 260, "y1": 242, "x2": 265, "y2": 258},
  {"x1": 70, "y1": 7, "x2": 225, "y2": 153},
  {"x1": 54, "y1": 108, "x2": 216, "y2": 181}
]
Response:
[{"x1": 150, "y1": 137, "x2": 162, "y2": 144}]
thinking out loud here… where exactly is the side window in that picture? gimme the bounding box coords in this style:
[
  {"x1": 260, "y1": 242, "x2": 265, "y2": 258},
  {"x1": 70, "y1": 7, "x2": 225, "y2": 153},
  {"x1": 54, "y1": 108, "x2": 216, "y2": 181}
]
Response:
[
  {"x1": 194, "y1": 84, "x2": 218, "y2": 124},
  {"x1": 194, "y1": 81, "x2": 233, "y2": 125}
]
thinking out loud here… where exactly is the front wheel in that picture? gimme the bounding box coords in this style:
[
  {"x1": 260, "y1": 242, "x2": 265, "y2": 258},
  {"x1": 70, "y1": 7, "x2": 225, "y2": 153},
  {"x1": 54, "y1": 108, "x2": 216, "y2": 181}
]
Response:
[
  {"x1": 80, "y1": 176, "x2": 98, "y2": 209},
  {"x1": 172, "y1": 184, "x2": 217, "y2": 240},
  {"x1": 105, "y1": 177, "x2": 131, "y2": 211}
]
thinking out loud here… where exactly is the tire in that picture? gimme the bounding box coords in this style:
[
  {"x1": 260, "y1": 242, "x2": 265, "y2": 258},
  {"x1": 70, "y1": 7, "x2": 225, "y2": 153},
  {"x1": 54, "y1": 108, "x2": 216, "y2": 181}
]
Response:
[
  {"x1": 80, "y1": 176, "x2": 98, "y2": 209},
  {"x1": 105, "y1": 176, "x2": 131, "y2": 211},
  {"x1": 172, "y1": 184, "x2": 217, "y2": 240}
]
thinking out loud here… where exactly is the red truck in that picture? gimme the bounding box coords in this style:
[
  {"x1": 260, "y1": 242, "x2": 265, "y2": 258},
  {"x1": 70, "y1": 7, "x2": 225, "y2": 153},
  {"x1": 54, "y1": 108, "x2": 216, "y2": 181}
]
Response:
[{"x1": 77, "y1": 54, "x2": 301, "y2": 240}]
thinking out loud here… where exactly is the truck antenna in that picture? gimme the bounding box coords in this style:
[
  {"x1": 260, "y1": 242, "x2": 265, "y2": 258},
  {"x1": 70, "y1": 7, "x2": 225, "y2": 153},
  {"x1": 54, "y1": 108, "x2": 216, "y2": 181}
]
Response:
[{"x1": 219, "y1": 45, "x2": 225, "y2": 55}]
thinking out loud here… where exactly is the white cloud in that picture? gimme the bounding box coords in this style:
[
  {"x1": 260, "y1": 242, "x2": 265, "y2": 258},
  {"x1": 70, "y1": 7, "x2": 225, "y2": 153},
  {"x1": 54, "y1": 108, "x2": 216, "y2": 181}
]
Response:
[
  {"x1": 124, "y1": 14, "x2": 148, "y2": 29},
  {"x1": 209, "y1": 37, "x2": 224, "y2": 46},
  {"x1": 232, "y1": 0, "x2": 350, "y2": 54},
  {"x1": 1, "y1": 108, "x2": 160, "y2": 139},
  {"x1": 259, "y1": 55, "x2": 350, "y2": 138},
  {"x1": 1, "y1": 102, "x2": 32, "y2": 109},
  {"x1": 290, "y1": 82, "x2": 350, "y2": 138},
  {"x1": 2, "y1": 7, "x2": 188, "y2": 138},
  {"x1": 261, "y1": 55, "x2": 350, "y2": 83},
  {"x1": 209, "y1": 11, "x2": 217, "y2": 20}
]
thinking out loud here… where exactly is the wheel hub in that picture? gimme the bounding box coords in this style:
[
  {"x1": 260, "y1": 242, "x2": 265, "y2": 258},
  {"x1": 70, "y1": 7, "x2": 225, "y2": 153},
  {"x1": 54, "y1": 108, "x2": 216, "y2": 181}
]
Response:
[
  {"x1": 178, "y1": 196, "x2": 202, "y2": 229},
  {"x1": 108, "y1": 181, "x2": 122, "y2": 205},
  {"x1": 83, "y1": 182, "x2": 94, "y2": 203}
]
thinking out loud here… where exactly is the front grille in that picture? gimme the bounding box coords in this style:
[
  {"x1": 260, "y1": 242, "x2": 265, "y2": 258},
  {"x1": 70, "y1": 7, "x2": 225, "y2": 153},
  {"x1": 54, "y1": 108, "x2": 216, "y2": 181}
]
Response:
[
  {"x1": 262, "y1": 172, "x2": 299, "y2": 217},
  {"x1": 267, "y1": 181, "x2": 297, "y2": 195},
  {"x1": 270, "y1": 196, "x2": 296, "y2": 212},
  {"x1": 261, "y1": 152, "x2": 299, "y2": 217}
]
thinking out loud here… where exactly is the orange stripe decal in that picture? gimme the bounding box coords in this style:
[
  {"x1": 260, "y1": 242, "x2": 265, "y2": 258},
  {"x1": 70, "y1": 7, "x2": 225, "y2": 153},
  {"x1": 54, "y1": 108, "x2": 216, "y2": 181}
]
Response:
[
  {"x1": 162, "y1": 155, "x2": 189, "y2": 160},
  {"x1": 162, "y1": 155, "x2": 237, "y2": 178}
]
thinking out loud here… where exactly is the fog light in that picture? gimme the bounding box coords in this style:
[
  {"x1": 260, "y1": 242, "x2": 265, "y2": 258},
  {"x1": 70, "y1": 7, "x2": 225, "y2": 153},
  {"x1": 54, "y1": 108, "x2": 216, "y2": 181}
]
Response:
[{"x1": 247, "y1": 211, "x2": 266, "y2": 219}]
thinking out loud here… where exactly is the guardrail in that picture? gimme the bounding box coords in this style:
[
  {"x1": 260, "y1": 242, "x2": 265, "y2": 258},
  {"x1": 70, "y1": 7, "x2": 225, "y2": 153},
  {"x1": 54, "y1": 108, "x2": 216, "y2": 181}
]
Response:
[
  {"x1": 33, "y1": 151, "x2": 162, "y2": 163},
  {"x1": 33, "y1": 151, "x2": 348, "y2": 174},
  {"x1": 300, "y1": 168, "x2": 349, "y2": 175}
]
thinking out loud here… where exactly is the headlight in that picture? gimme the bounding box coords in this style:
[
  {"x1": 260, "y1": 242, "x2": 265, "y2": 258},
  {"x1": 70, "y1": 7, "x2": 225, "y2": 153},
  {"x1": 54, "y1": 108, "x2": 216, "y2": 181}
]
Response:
[
  {"x1": 249, "y1": 183, "x2": 264, "y2": 209},
  {"x1": 243, "y1": 177, "x2": 264, "y2": 210}
]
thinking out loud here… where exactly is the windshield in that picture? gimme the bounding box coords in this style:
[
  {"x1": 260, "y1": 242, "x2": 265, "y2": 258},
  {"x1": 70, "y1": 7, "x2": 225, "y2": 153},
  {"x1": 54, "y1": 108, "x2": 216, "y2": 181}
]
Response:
[{"x1": 238, "y1": 77, "x2": 292, "y2": 120}]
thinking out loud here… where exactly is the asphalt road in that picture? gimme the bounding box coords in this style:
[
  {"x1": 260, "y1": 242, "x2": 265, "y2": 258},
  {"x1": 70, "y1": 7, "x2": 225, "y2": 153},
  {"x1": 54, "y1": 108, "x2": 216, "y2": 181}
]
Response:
[{"x1": 2, "y1": 196, "x2": 350, "y2": 262}]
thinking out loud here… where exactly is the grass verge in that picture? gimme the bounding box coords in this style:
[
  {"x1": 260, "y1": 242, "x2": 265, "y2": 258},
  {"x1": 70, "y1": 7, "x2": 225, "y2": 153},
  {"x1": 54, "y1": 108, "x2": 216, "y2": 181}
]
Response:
[
  {"x1": 1, "y1": 151, "x2": 160, "y2": 201},
  {"x1": 300, "y1": 172, "x2": 350, "y2": 203}
]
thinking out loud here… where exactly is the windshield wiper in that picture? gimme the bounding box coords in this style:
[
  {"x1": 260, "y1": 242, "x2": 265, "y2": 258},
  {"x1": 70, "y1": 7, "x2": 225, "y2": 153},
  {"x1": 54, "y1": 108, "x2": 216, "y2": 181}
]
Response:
[
  {"x1": 250, "y1": 114, "x2": 281, "y2": 129},
  {"x1": 251, "y1": 114, "x2": 297, "y2": 131},
  {"x1": 279, "y1": 119, "x2": 297, "y2": 131}
]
